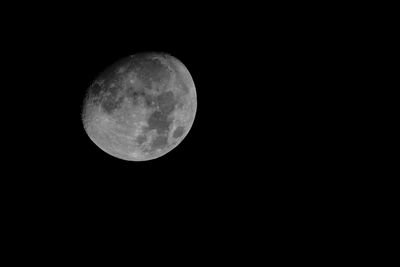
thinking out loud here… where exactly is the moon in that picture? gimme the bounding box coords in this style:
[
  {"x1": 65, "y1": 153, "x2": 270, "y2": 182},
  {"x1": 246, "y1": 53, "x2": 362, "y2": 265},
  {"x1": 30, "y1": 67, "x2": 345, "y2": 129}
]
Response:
[{"x1": 82, "y1": 53, "x2": 197, "y2": 161}]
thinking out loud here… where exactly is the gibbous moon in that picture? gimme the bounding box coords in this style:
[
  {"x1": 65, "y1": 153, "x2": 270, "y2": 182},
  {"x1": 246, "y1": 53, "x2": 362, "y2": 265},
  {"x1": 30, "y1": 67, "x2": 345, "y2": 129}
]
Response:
[{"x1": 82, "y1": 53, "x2": 196, "y2": 161}]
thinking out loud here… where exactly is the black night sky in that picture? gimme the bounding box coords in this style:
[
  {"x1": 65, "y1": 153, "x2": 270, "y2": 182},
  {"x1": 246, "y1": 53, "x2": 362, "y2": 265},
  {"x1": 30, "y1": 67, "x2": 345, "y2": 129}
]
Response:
[{"x1": 4, "y1": 3, "x2": 341, "y2": 232}]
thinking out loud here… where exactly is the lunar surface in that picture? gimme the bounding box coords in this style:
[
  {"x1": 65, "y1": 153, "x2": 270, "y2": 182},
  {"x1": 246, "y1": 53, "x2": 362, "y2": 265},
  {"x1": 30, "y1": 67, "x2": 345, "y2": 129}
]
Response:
[{"x1": 82, "y1": 53, "x2": 196, "y2": 161}]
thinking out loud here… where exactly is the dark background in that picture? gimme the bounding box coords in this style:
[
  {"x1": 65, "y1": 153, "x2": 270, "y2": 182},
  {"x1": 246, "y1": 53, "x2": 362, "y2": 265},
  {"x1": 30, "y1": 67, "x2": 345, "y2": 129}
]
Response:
[
  {"x1": 13, "y1": 7, "x2": 287, "y2": 178},
  {"x1": 3, "y1": 4, "x2": 310, "y2": 212},
  {"x1": 4, "y1": 3, "x2": 344, "y2": 196},
  {"x1": 2, "y1": 4, "x2": 367, "y2": 252}
]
